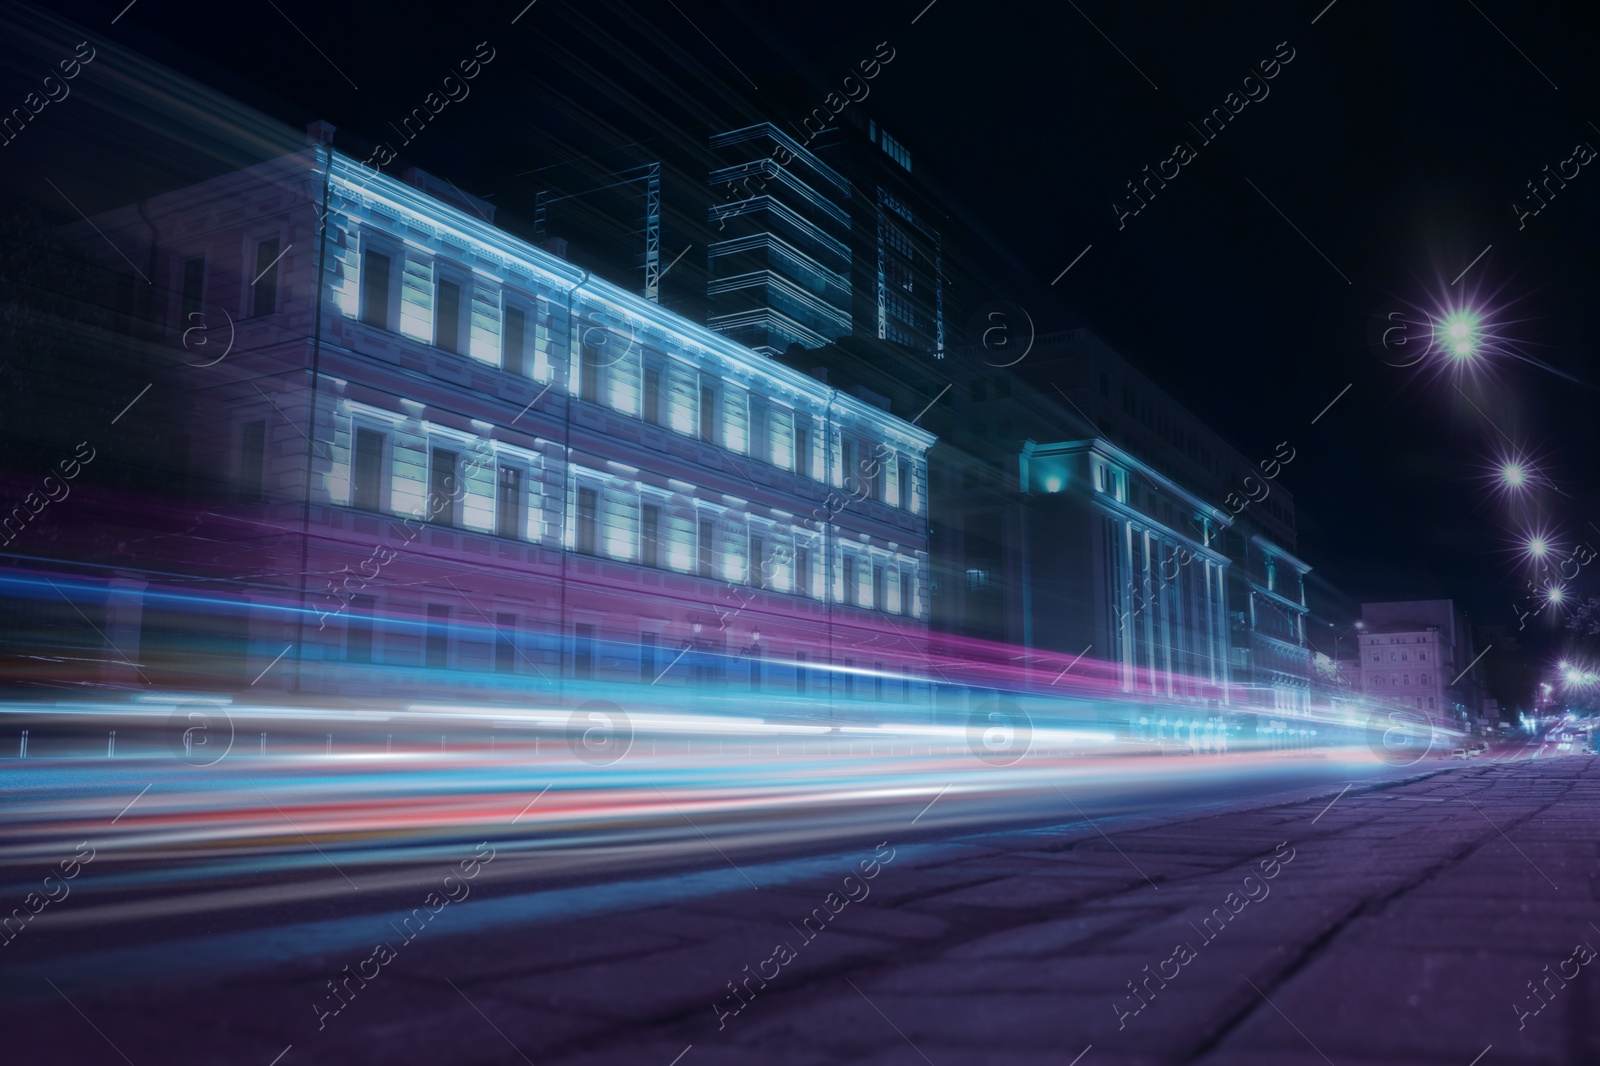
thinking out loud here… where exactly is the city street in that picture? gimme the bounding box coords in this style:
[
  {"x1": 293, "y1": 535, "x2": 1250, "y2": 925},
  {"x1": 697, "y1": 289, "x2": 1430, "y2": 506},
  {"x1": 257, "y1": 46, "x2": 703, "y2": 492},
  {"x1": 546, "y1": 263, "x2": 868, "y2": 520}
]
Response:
[
  {"x1": 2, "y1": 1, "x2": 1596, "y2": 1061},
  {"x1": 6, "y1": 752, "x2": 1594, "y2": 1065}
]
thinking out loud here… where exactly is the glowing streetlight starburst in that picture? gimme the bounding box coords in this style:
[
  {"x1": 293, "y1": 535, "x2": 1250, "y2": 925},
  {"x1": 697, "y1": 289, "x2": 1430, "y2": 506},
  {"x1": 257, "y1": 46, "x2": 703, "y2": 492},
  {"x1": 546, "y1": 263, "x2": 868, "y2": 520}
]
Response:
[
  {"x1": 1439, "y1": 310, "x2": 1481, "y2": 360},
  {"x1": 1547, "y1": 584, "x2": 1566, "y2": 605},
  {"x1": 1501, "y1": 462, "x2": 1526, "y2": 488},
  {"x1": 1529, "y1": 537, "x2": 1549, "y2": 558}
]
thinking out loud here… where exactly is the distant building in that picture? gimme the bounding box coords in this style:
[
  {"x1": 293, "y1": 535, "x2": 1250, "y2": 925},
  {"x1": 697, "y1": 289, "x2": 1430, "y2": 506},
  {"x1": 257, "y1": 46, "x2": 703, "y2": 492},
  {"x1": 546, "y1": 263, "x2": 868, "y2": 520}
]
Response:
[
  {"x1": 1014, "y1": 330, "x2": 1313, "y2": 713},
  {"x1": 1018, "y1": 436, "x2": 1231, "y2": 703},
  {"x1": 1357, "y1": 600, "x2": 1482, "y2": 729}
]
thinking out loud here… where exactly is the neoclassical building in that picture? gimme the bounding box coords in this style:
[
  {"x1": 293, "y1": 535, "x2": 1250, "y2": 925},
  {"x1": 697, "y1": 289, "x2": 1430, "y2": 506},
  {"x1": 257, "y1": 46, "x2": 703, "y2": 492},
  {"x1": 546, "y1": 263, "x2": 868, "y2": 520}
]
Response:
[
  {"x1": 61, "y1": 125, "x2": 934, "y2": 713},
  {"x1": 1019, "y1": 438, "x2": 1232, "y2": 703}
]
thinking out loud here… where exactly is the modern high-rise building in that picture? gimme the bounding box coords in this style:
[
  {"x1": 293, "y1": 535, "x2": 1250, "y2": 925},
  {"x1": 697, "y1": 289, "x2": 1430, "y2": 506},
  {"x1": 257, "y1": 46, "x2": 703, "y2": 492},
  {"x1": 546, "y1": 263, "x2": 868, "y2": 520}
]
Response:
[{"x1": 703, "y1": 110, "x2": 953, "y2": 360}]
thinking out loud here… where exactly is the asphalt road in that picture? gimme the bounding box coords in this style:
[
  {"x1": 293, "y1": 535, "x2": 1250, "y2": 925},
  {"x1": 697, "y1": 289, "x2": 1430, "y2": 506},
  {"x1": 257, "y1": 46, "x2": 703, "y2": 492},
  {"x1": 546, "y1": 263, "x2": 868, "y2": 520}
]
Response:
[{"x1": 6, "y1": 732, "x2": 1548, "y2": 1064}]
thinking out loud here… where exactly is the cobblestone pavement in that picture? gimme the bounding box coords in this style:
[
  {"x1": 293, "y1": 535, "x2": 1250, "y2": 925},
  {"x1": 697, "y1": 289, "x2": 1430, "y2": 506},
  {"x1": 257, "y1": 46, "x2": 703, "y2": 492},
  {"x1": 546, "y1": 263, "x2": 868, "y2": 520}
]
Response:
[{"x1": 9, "y1": 756, "x2": 1598, "y2": 1065}]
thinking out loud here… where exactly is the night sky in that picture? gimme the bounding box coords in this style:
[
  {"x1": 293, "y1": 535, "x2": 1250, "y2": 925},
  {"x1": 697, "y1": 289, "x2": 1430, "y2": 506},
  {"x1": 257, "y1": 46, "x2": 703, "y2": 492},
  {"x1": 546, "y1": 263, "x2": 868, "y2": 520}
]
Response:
[{"x1": 29, "y1": 0, "x2": 1600, "y2": 651}]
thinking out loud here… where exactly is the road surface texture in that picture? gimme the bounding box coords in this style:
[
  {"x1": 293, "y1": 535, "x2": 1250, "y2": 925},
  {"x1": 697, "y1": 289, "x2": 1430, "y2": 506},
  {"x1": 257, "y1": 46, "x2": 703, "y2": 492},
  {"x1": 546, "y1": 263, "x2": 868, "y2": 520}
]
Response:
[{"x1": 6, "y1": 755, "x2": 1594, "y2": 1065}]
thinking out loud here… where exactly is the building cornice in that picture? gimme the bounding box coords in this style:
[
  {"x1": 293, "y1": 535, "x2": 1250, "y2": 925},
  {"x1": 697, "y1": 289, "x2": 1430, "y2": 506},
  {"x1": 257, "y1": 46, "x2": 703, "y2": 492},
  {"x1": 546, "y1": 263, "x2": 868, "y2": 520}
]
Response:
[{"x1": 320, "y1": 150, "x2": 937, "y2": 453}]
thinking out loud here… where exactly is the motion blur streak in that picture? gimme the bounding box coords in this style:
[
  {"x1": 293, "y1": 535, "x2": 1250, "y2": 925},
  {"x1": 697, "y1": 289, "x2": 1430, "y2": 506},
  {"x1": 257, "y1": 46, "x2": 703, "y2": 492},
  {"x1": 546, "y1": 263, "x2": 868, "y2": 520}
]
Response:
[{"x1": 0, "y1": 695, "x2": 1437, "y2": 935}]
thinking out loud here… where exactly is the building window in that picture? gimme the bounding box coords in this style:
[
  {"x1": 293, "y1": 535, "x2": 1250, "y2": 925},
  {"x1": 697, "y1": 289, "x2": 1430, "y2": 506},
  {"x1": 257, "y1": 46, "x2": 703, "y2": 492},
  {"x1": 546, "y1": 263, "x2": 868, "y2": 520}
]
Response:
[
  {"x1": 900, "y1": 566, "x2": 914, "y2": 614},
  {"x1": 346, "y1": 595, "x2": 375, "y2": 663},
  {"x1": 1419, "y1": 651, "x2": 1426, "y2": 661},
  {"x1": 496, "y1": 466, "x2": 523, "y2": 539},
  {"x1": 574, "y1": 623, "x2": 595, "y2": 679},
  {"x1": 843, "y1": 555, "x2": 857, "y2": 606},
  {"x1": 576, "y1": 487, "x2": 598, "y2": 555},
  {"x1": 251, "y1": 237, "x2": 280, "y2": 318},
  {"x1": 1403, "y1": 674, "x2": 1411, "y2": 686},
  {"x1": 898, "y1": 458, "x2": 910, "y2": 508},
  {"x1": 967, "y1": 568, "x2": 990, "y2": 590},
  {"x1": 796, "y1": 417, "x2": 813, "y2": 479},
  {"x1": 425, "y1": 605, "x2": 450, "y2": 669},
  {"x1": 361, "y1": 249, "x2": 391, "y2": 329},
  {"x1": 352, "y1": 427, "x2": 385, "y2": 511},
  {"x1": 503, "y1": 306, "x2": 527, "y2": 376},
  {"x1": 644, "y1": 368, "x2": 662, "y2": 425},
  {"x1": 873, "y1": 564, "x2": 885, "y2": 610},
  {"x1": 886, "y1": 258, "x2": 913, "y2": 292},
  {"x1": 495, "y1": 613, "x2": 516, "y2": 673},
  {"x1": 239, "y1": 420, "x2": 266, "y2": 502},
  {"x1": 795, "y1": 546, "x2": 810, "y2": 598},
  {"x1": 771, "y1": 409, "x2": 794, "y2": 470},
  {"x1": 884, "y1": 218, "x2": 914, "y2": 257},
  {"x1": 579, "y1": 340, "x2": 600, "y2": 402},
  {"x1": 723, "y1": 388, "x2": 748, "y2": 454},
  {"x1": 700, "y1": 385, "x2": 718, "y2": 444},
  {"x1": 698, "y1": 518, "x2": 715, "y2": 577},
  {"x1": 641, "y1": 504, "x2": 661, "y2": 568},
  {"x1": 1420, "y1": 673, "x2": 1428, "y2": 685},
  {"x1": 1370, "y1": 651, "x2": 1379, "y2": 663},
  {"x1": 880, "y1": 129, "x2": 911, "y2": 170},
  {"x1": 749, "y1": 534, "x2": 765, "y2": 588},
  {"x1": 434, "y1": 279, "x2": 462, "y2": 354},
  {"x1": 1428, "y1": 696, "x2": 1436, "y2": 709},
  {"x1": 429, "y1": 448, "x2": 460, "y2": 526}
]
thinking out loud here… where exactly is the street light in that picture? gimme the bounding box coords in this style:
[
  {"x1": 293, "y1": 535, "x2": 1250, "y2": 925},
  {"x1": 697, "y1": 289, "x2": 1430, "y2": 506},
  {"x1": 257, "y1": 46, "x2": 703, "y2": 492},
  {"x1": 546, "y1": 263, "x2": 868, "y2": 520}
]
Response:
[
  {"x1": 1438, "y1": 310, "x2": 1481, "y2": 360},
  {"x1": 1529, "y1": 536, "x2": 1549, "y2": 558},
  {"x1": 1501, "y1": 461, "x2": 1527, "y2": 488}
]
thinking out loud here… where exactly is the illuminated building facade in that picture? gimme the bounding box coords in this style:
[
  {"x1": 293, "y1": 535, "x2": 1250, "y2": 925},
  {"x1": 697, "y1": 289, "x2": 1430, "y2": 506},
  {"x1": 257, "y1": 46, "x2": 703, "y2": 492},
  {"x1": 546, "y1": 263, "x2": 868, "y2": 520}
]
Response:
[
  {"x1": 1019, "y1": 438, "x2": 1232, "y2": 702},
  {"x1": 707, "y1": 117, "x2": 947, "y2": 359},
  {"x1": 1241, "y1": 536, "x2": 1312, "y2": 712},
  {"x1": 68, "y1": 127, "x2": 934, "y2": 709},
  {"x1": 1357, "y1": 600, "x2": 1482, "y2": 727},
  {"x1": 1034, "y1": 329, "x2": 1313, "y2": 712}
]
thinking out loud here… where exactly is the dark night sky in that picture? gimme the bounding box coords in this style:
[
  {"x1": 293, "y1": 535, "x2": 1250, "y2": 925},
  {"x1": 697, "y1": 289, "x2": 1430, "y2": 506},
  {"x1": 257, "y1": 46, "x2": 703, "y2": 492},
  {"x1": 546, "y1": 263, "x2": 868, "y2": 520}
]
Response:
[{"x1": 21, "y1": 0, "x2": 1600, "y2": 652}]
